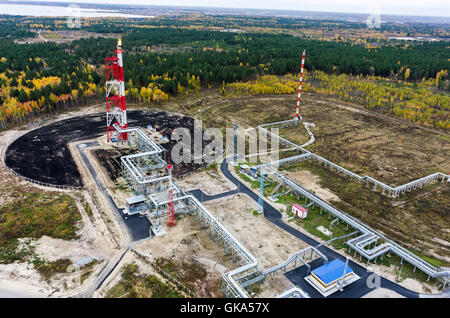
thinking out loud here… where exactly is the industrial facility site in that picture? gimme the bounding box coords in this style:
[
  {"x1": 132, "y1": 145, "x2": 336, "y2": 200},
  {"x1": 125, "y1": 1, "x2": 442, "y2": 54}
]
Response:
[{"x1": 0, "y1": 39, "x2": 449, "y2": 300}]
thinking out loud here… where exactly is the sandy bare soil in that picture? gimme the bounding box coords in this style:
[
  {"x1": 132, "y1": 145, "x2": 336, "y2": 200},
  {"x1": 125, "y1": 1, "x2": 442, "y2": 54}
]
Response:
[
  {"x1": 257, "y1": 275, "x2": 296, "y2": 298},
  {"x1": 137, "y1": 215, "x2": 235, "y2": 273},
  {"x1": 0, "y1": 103, "x2": 117, "y2": 297},
  {"x1": 0, "y1": 279, "x2": 44, "y2": 298},
  {"x1": 284, "y1": 170, "x2": 341, "y2": 202},
  {"x1": 177, "y1": 171, "x2": 237, "y2": 195},
  {"x1": 0, "y1": 262, "x2": 51, "y2": 296},
  {"x1": 362, "y1": 288, "x2": 405, "y2": 298},
  {"x1": 203, "y1": 194, "x2": 309, "y2": 269},
  {"x1": 100, "y1": 215, "x2": 236, "y2": 297}
]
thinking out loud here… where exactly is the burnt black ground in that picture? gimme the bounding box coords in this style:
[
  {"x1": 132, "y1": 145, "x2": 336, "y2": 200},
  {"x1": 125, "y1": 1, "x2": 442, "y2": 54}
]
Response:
[
  {"x1": 5, "y1": 111, "x2": 207, "y2": 187},
  {"x1": 93, "y1": 148, "x2": 137, "y2": 182}
]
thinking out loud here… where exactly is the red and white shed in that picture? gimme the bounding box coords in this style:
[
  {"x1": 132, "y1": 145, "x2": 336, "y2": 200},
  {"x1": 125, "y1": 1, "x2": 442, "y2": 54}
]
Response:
[{"x1": 292, "y1": 204, "x2": 308, "y2": 219}]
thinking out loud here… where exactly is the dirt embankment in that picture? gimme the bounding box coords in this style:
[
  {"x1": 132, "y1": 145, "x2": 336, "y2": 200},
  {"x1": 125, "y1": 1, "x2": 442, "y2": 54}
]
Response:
[
  {"x1": 190, "y1": 92, "x2": 448, "y2": 185},
  {"x1": 203, "y1": 193, "x2": 309, "y2": 269},
  {"x1": 0, "y1": 105, "x2": 118, "y2": 297}
]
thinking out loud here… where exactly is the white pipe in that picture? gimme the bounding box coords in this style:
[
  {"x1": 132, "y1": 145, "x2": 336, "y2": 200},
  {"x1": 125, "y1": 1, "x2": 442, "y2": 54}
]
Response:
[
  {"x1": 276, "y1": 287, "x2": 310, "y2": 298},
  {"x1": 186, "y1": 194, "x2": 258, "y2": 298}
]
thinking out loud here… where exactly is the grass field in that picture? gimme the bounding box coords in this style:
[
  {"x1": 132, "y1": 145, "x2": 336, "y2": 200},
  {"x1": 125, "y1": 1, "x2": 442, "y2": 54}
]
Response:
[
  {"x1": 235, "y1": 164, "x2": 446, "y2": 287},
  {"x1": 281, "y1": 161, "x2": 450, "y2": 265},
  {"x1": 106, "y1": 263, "x2": 182, "y2": 298},
  {"x1": 235, "y1": 164, "x2": 355, "y2": 250},
  {"x1": 189, "y1": 90, "x2": 450, "y2": 265},
  {"x1": 0, "y1": 190, "x2": 81, "y2": 264}
]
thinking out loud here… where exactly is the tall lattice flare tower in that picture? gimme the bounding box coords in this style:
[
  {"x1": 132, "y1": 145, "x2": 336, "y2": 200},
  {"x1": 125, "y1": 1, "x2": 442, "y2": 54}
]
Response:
[{"x1": 105, "y1": 38, "x2": 128, "y2": 142}]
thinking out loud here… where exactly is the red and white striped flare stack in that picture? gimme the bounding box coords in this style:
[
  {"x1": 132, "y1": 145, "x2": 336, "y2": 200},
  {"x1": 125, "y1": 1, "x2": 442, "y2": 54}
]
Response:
[
  {"x1": 105, "y1": 38, "x2": 128, "y2": 142},
  {"x1": 295, "y1": 50, "x2": 306, "y2": 121},
  {"x1": 166, "y1": 163, "x2": 176, "y2": 227}
]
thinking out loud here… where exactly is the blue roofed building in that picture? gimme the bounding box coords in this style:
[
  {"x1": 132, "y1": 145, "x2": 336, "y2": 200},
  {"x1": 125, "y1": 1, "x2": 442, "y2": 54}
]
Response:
[{"x1": 305, "y1": 259, "x2": 360, "y2": 297}]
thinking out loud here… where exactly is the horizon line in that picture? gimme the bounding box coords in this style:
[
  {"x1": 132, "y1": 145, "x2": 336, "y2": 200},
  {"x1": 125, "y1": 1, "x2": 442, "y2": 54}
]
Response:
[{"x1": 6, "y1": 0, "x2": 450, "y2": 19}]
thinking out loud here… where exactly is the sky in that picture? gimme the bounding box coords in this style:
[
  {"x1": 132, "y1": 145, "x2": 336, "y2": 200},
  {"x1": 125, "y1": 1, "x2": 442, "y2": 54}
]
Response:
[{"x1": 23, "y1": 0, "x2": 450, "y2": 17}]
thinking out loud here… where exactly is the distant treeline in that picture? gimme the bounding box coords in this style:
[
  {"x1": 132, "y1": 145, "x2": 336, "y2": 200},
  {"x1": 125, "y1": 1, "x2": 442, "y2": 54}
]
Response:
[
  {"x1": 80, "y1": 28, "x2": 449, "y2": 86},
  {"x1": 0, "y1": 27, "x2": 448, "y2": 128}
]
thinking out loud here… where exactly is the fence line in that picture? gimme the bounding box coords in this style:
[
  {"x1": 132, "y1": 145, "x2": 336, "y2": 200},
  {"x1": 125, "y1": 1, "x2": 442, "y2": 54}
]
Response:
[
  {"x1": 4, "y1": 164, "x2": 83, "y2": 190},
  {"x1": 2, "y1": 149, "x2": 83, "y2": 190}
]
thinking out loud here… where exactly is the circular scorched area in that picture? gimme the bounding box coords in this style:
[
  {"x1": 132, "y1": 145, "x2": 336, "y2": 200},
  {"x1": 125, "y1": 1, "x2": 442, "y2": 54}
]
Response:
[{"x1": 5, "y1": 110, "x2": 205, "y2": 187}]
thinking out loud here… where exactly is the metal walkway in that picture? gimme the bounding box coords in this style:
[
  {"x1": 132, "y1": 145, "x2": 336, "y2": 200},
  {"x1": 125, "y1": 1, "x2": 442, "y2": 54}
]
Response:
[
  {"x1": 277, "y1": 173, "x2": 449, "y2": 281},
  {"x1": 257, "y1": 119, "x2": 449, "y2": 198},
  {"x1": 220, "y1": 159, "x2": 422, "y2": 298},
  {"x1": 255, "y1": 119, "x2": 449, "y2": 284},
  {"x1": 112, "y1": 125, "x2": 264, "y2": 298},
  {"x1": 111, "y1": 117, "x2": 449, "y2": 298}
]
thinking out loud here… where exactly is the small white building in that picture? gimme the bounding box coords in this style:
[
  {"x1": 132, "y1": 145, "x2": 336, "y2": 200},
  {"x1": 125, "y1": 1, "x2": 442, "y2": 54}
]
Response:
[
  {"x1": 125, "y1": 195, "x2": 147, "y2": 215},
  {"x1": 292, "y1": 204, "x2": 308, "y2": 219},
  {"x1": 240, "y1": 164, "x2": 250, "y2": 173}
]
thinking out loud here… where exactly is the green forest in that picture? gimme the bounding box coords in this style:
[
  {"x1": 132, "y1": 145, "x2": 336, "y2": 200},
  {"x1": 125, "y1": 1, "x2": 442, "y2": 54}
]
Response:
[{"x1": 0, "y1": 16, "x2": 448, "y2": 129}]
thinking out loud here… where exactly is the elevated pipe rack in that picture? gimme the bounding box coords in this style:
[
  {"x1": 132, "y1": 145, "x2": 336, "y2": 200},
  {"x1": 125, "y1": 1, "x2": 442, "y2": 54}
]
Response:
[
  {"x1": 257, "y1": 120, "x2": 449, "y2": 198},
  {"x1": 256, "y1": 119, "x2": 449, "y2": 283},
  {"x1": 276, "y1": 287, "x2": 310, "y2": 298},
  {"x1": 263, "y1": 246, "x2": 328, "y2": 277},
  {"x1": 112, "y1": 120, "x2": 265, "y2": 297},
  {"x1": 275, "y1": 173, "x2": 449, "y2": 280}
]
